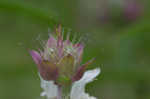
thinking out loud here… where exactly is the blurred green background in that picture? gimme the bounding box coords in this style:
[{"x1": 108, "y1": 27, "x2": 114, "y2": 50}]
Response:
[{"x1": 0, "y1": 0, "x2": 150, "y2": 99}]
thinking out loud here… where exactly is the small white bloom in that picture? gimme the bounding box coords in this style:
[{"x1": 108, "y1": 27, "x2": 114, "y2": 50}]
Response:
[
  {"x1": 70, "y1": 68, "x2": 100, "y2": 99},
  {"x1": 40, "y1": 77, "x2": 57, "y2": 99},
  {"x1": 40, "y1": 68, "x2": 100, "y2": 99}
]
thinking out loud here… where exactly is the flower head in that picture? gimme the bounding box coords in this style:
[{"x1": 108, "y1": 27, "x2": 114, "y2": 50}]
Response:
[
  {"x1": 30, "y1": 25, "x2": 100, "y2": 99},
  {"x1": 30, "y1": 25, "x2": 94, "y2": 85}
]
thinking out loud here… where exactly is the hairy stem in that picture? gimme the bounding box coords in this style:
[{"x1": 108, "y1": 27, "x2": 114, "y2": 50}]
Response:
[{"x1": 57, "y1": 85, "x2": 62, "y2": 99}]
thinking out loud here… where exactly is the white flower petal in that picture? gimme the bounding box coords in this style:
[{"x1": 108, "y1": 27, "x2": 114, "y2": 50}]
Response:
[
  {"x1": 70, "y1": 68, "x2": 100, "y2": 99},
  {"x1": 40, "y1": 77, "x2": 57, "y2": 99},
  {"x1": 79, "y1": 93, "x2": 97, "y2": 99}
]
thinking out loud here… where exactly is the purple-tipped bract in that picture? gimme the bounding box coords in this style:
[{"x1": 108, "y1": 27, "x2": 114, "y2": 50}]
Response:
[{"x1": 30, "y1": 26, "x2": 93, "y2": 85}]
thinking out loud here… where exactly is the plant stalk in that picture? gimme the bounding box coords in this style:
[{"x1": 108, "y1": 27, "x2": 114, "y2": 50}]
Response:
[{"x1": 57, "y1": 85, "x2": 62, "y2": 99}]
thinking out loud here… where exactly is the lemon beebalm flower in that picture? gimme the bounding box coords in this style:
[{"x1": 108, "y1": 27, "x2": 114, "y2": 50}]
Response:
[
  {"x1": 40, "y1": 68, "x2": 100, "y2": 99},
  {"x1": 29, "y1": 25, "x2": 100, "y2": 99}
]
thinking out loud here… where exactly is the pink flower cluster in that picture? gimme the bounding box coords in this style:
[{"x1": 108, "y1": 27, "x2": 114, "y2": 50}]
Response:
[{"x1": 30, "y1": 25, "x2": 93, "y2": 85}]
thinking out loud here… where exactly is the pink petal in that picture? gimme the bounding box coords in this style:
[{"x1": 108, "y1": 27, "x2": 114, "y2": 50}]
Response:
[
  {"x1": 39, "y1": 61, "x2": 58, "y2": 81},
  {"x1": 47, "y1": 36, "x2": 56, "y2": 48},
  {"x1": 76, "y1": 43, "x2": 84, "y2": 63},
  {"x1": 72, "y1": 58, "x2": 95, "y2": 82},
  {"x1": 30, "y1": 50, "x2": 42, "y2": 65},
  {"x1": 74, "y1": 43, "x2": 84, "y2": 54},
  {"x1": 64, "y1": 40, "x2": 70, "y2": 46},
  {"x1": 30, "y1": 50, "x2": 58, "y2": 81},
  {"x1": 57, "y1": 36, "x2": 64, "y2": 58},
  {"x1": 77, "y1": 44, "x2": 84, "y2": 54}
]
